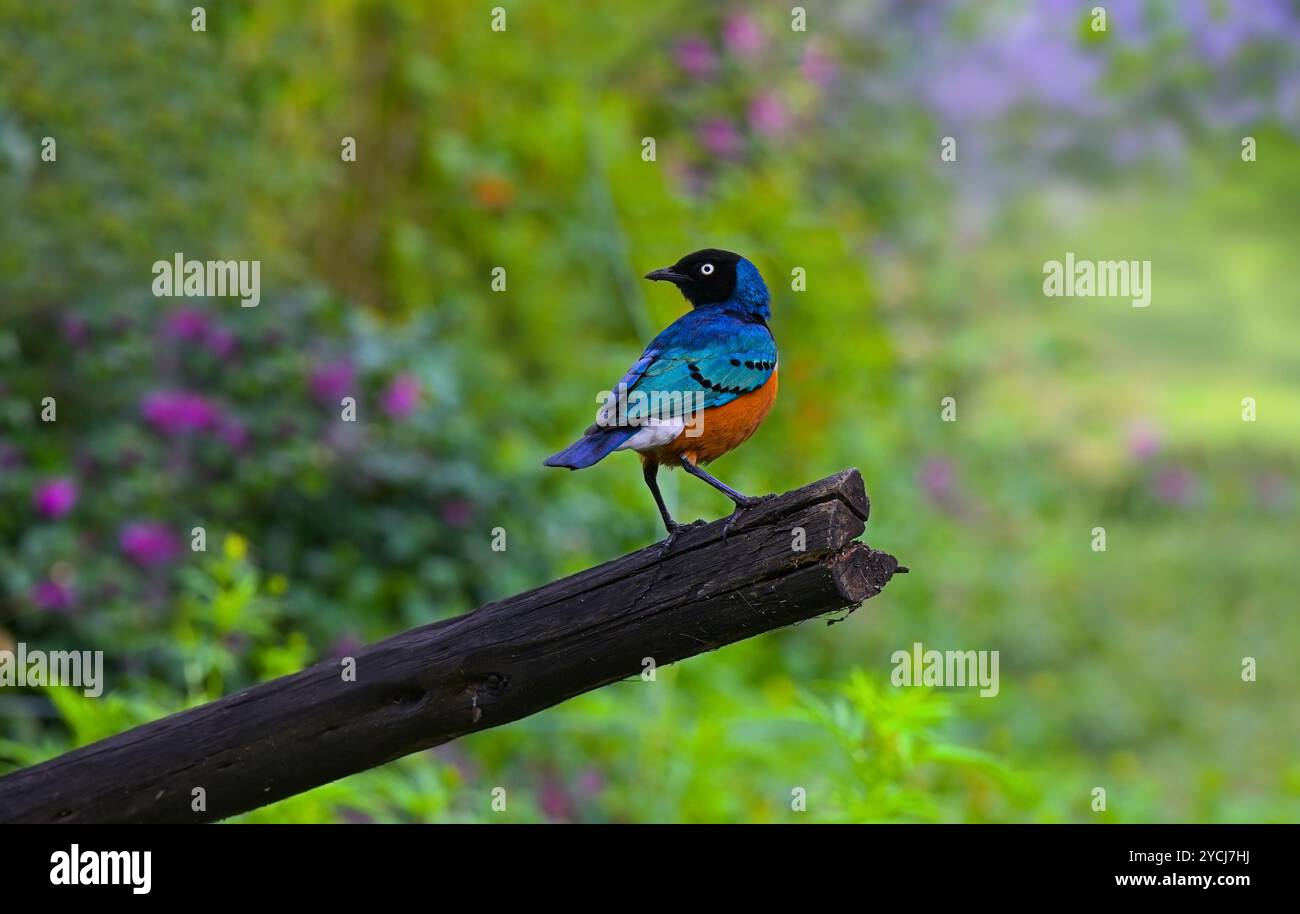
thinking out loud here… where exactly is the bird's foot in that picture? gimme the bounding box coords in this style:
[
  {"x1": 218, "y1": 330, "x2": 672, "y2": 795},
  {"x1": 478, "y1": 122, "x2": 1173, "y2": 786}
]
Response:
[
  {"x1": 657, "y1": 518, "x2": 707, "y2": 558},
  {"x1": 721, "y1": 493, "x2": 777, "y2": 541}
]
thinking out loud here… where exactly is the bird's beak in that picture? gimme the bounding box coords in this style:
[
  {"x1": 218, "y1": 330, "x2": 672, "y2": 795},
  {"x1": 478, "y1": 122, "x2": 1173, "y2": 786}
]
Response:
[{"x1": 644, "y1": 267, "x2": 690, "y2": 285}]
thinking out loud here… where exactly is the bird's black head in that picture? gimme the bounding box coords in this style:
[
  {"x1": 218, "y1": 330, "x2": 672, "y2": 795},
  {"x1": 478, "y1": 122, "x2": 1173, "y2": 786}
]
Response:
[{"x1": 644, "y1": 248, "x2": 745, "y2": 307}]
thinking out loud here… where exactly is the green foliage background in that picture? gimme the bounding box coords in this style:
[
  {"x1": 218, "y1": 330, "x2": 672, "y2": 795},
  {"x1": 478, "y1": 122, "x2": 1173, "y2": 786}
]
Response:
[{"x1": 1, "y1": 1, "x2": 1297, "y2": 822}]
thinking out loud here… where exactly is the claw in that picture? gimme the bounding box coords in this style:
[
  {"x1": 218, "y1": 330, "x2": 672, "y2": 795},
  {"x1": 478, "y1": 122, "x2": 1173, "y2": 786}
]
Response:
[
  {"x1": 656, "y1": 521, "x2": 682, "y2": 559},
  {"x1": 721, "y1": 509, "x2": 744, "y2": 541},
  {"x1": 721, "y1": 504, "x2": 755, "y2": 541},
  {"x1": 721, "y1": 494, "x2": 776, "y2": 541},
  {"x1": 657, "y1": 518, "x2": 707, "y2": 558}
]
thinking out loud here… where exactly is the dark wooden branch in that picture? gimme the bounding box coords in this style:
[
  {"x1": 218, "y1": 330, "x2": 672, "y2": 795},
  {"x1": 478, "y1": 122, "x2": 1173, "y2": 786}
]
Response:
[{"x1": 0, "y1": 469, "x2": 902, "y2": 824}]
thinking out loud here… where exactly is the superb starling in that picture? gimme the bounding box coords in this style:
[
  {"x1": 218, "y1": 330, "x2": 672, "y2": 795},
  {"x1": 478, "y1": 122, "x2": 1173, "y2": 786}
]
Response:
[{"x1": 544, "y1": 249, "x2": 778, "y2": 541}]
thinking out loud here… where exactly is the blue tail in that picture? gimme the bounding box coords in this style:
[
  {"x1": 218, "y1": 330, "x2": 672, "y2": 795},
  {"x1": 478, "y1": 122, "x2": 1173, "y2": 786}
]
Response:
[{"x1": 543, "y1": 427, "x2": 637, "y2": 470}]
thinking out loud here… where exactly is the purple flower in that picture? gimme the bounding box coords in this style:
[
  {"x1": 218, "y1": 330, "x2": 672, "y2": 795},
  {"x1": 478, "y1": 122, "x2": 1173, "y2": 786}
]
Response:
[
  {"x1": 31, "y1": 579, "x2": 75, "y2": 613},
  {"x1": 1201, "y1": 95, "x2": 1266, "y2": 130},
  {"x1": 329, "y1": 633, "x2": 364, "y2": 659},
  {"x1": 922, "y1": 55, "x2": 1023, "y2": 123},
  {"x1": 668, "y1": 160, "x2": 709, "y2": 197},
  {"x1": 0, "y1": 440, "x2": 23, "y2": 470},
  {"x1": 538, "y1": 773, "x2": 575, "y2": 822},
  {"x1": 1151, "y1": 468, "x2": 1198, "y2": 507},
  {"x1": 748, "y1": 93, "x2": 789, "y2": 137},
  {"x1": 1106, "y1": 0, "x2": 1149, "y2": 45},
  {"x1": 61, "y1": 314, "x2": 90, "y2": 346},
  {"x1": 800, "y1": 43, "x2": 838, "y2": 89},
  {"x1": 162, "y1": 308, "x2": 212, "y2": 342},
  {"x1": 74, "y1": 449, "x2": 101, "y2": 476},
  {"x1": 1126, "y1": 420, "x2": 1162, "y2": 461},
  {"x1": 439, "y1": 499, "x2": 474, "y2": 528},
  {"x1": 1183, "y1": 0, "x2": 1295, "y2": 66},
  {"x1": 1253, "y1": 474, "x2": 1293, "y2": 511},
  {"x1": 163, "y1": 308, "x2": 238, "y2": 360},
  {"x1": 577, "y1": 768, "x2": 605, "y2": 796},
  {"x1": 698, "y1": 118, "x2": 743, "y2": 157},
  {"x1": 919, "y1": 7, "x2": 1104, "y2": 126},
  {"x1": 674, "y1": 36, "x2": 718, "y2": 78},
  {"x1": 141, "y1": 390, "x2": 219, "y2": 436},
  {"x1": 380, "y1": 373, "x2": 422, "y2": 420},
  {"x1": 33, "y1": 478, "x2": 78, "y2": 519},
  {"x1": 215, "y1": 415, "x2": 250, "y2": 451},
  {"x1": 723, "y1": 13, "x2": 764, "y2": 58},
  {"x1": 1276, "y1": 74, "x2": 1300, "y2": 128},
  {"x1": 205, "y1": 326, "x2": 238, "y2": 360},
  {"x1": 120, "y1": 522, "x2": 182, "y2": 567},
  {"x1": 917, "y1": 457, "x2": 956, "y2": 504},
  {"x1": 310, "y1": 360, "x2": 356, "y2": 404}
]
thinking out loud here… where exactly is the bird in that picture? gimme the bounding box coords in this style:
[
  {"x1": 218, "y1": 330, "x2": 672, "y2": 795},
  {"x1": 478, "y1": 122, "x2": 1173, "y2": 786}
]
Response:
[{"x1": 544, "y1": 248, "x2": 778, "y2": 543}]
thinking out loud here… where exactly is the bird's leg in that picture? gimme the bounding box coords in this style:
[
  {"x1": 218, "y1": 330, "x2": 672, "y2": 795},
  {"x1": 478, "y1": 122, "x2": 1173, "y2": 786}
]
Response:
[
  {"x1": 643, "y1": 459, "x2": 677, "y2": 536},
  {"x1": 679, "y1": 456, "x2": 756, "y2": 506},
  {"x1": 678, "y1": 456, "x2": 776, "y2": 538},
  {"x1": 644, "y1": 459, "x2": 704, "y2": 555}
]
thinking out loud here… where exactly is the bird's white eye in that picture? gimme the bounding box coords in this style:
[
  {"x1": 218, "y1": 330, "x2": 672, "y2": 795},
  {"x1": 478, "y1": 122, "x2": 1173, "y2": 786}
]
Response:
[{"x1": 700, "y1": 262, "x2": 714, "y2": 275}]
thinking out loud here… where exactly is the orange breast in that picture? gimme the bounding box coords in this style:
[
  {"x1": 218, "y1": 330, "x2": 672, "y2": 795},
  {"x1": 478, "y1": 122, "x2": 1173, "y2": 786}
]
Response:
[{"x1": 649, "y1": 368, "x2": 778, "y2": 466}]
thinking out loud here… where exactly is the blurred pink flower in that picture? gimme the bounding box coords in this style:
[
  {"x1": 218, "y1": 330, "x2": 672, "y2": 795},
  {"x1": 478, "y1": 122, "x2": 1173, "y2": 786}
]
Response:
[
  {"x1": 329, "y1": 632, "x2": 364, "y2": 659},
  {"x1": 1151, "y1": 468, "x2": 1197, "y2": 507},
  {"x1": 310, "y1": 360, "x2": 356, "y2": 404},
  {"x1": 667, "y1": 159, "x2": 709, "y2": 197},
  {"x1": 60, "y1": 314, "x2": 90, "y2": 346},
  {"x1": 800, "y1": 42, "x2": 838, "y2": 88},
  {"x1": 380, "y1": 373, "x2": 422, "y2": 420},
  {"x1": 141, "y1": 390, "x2": 219, "y2": 436},
  {"x1": 33, "y1": 478, "x2": 78, "y2": 519},
  {"x1": 31, "y1": 579, "x2": 75, "y2": 613},
  {"x1": 577, "y1": 768, "x2": 605, "y2": 796},
  {"x1": 1254, "y1": 473, "x2": 1293, "y2": 511},
  {"x1": 0, "y1": 440, "x2": 21, "y2": 470},
  {"x1": 674, "y1": 36, "x2": 718, "y2": 78},
  {"x1": 918, "y1": 456, "x2": 956, "y2": 504},
  {"x1": 206, "y1": 326, "x2": 238, "y2": 360},
  {"x1": 215, "y1": 415, "x2": 250, "y2": 451},
  {"x1": 120, "y1": 522, "x2": 181, "y2": 567},
  {"x1": 74, "y1": 450, "x2": 100, "y2": 476},
  {"x1": 748, "y1": 93, "x2": 789, "y2": 136},
  {"x1": 162, "y1": 308, "x2": 211, "y2": 342},
  {"x1": 699, "y1": 118, "x2": 743, "y2": 157},
  {"x1": 723, "y1": 13, "x2": 764, "y2": 58},
  {"x1": 538, "y1": 773, "x2": 575, "y2": 822},
  {"x1": 439, "y1": 499, "x2": 474, "y2": 528},
  {"x1": 1126, "y1": 420, "x2": 1162, "y2": 461}
]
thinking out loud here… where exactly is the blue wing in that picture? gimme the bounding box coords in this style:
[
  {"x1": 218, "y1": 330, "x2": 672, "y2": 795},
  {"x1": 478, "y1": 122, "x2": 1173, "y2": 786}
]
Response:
[
  {"x1": 546, "y1": 311, "x2": 775, "y2": 469},
  {"x1": 604, "y1": 313, "x2": 776, "y2": 425}
]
